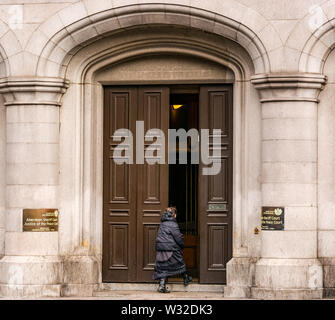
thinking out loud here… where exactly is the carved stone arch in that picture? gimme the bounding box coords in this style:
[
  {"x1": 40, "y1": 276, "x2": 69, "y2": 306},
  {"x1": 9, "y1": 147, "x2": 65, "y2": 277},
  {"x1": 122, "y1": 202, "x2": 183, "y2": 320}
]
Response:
[
  {"x1": 57, "y1": 24, "x2": 262, "y2": 287},
  {"x1": 0, "y1": 44, "x2": 9, "y2": 79},
  {"x1": 0, "y1": 18, "x2": 20, "y2": 78},
  {"x1": 29, "y1": 3, "x2": 270, "y2": 77},
  {"x1": 291, "y1": 1, "x2": 335, "y2": 73}
]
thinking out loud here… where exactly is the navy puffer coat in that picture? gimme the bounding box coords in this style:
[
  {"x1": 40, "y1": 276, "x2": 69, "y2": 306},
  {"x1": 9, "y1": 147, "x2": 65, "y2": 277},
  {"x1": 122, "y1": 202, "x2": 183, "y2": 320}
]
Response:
[
  {"x1": 153, "y1": 210, "x2": 187, "y2": 279},
  {"x1": 155, "y1": 211, "x2": 185, "y2": 251}
]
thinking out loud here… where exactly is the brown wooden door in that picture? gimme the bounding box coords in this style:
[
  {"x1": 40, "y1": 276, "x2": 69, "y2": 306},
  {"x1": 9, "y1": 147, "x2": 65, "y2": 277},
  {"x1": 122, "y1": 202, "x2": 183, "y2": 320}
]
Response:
[
  {"x1": 103, "y1": 86, "x2": 169, "y2": 282},
  {"x1": 199, "y1": 85, "x2": 233, "y2": 284},
  {"x1": 136, "y1": 87, "x2": 169, "y2": 281},
  {"x1": 103, "y1": 87, "x2": 137, "y2": 282}
]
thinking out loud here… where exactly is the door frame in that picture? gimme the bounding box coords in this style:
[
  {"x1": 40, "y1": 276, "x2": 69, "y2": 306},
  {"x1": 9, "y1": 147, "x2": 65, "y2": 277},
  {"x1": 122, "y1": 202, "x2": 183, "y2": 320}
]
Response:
[
  {"x1": 102, "y1": 84, "x2": 233, "y2": 283},
  {"x1": 59, "y1": 41, "x2": 261, "y2": 288}
]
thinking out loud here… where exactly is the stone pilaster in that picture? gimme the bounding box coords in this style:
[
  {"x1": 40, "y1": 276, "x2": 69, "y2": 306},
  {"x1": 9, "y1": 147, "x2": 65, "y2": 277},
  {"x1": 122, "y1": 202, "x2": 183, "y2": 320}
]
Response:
[
  {"x1": 0, "y1": 77, "x2": 68, "y2": 298},
  {"x1": 0, "y1": 94, "x2": 5, "y2": 259},
  {"x1": 250, "y1": 73, "x2": 326, "y2": 299}
]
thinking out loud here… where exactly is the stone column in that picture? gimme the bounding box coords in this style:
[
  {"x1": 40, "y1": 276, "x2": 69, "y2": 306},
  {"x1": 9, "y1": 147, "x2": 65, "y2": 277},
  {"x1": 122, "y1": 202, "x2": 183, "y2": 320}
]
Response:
[
  {"x1": 0, "y1": 94, "x2": 5, "y2": 258},
  {"x1": 0, "y1": 77, "x2": 68, "y2": 298},
  {"x1": 250, "y1": 74, "x2": 326, "y2": 299}
]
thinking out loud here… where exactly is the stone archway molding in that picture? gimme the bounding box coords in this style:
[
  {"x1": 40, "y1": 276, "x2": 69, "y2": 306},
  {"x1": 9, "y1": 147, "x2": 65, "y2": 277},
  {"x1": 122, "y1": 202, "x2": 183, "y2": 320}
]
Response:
[
  {"x1": 294, "y1": 0, "x2": 335, "y2": 73},
  {"x1": 53, "y1": 24, "x2": 262, "y2": 297},
  {"x1": 24, "y1": 2, "x2": 270, "y2": 78}
]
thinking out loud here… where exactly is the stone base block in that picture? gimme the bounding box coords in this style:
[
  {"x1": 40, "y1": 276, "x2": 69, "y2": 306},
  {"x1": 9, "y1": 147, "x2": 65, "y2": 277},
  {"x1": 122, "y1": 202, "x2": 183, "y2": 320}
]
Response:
[
  {"x1": 224, "y1": 257, "x2": 257, "y2": 298},
  {"x1": 323, "y1": 288, "x2": 335, "y2": 298},
  {"x1": 63, "y1": 255, "x2": 99, "y2": 285},
  {"x1": 0, "y1": 255, "x2": 62, "y2": 285},
  {"x1": 0, "y1": 284, "x2": 61, "y2": 298},
  {"x1": 252, "y1": 258, "x2": 323, "y2": 299},
  {"x1": 321, "y1": 258, "x2": 335, "y2": 295},
  {"x1": 255, "y1": 258, "x2": 322, "y2": 289},
  {"x1": 61, "y1": 284, "x2": 98, "y2": 297},
  {"x1": 251, "y1": 288, "x2": 323, "y2": 300},
  {"x1": 224, "y1": 286, "x2": 250, "y2": 298}
]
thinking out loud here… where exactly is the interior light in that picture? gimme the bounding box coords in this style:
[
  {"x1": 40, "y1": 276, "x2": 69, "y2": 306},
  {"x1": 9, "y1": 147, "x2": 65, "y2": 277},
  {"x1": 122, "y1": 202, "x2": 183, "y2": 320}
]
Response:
[{"x1": 172, "y1": 104, "x2": 183, "y2": 110}]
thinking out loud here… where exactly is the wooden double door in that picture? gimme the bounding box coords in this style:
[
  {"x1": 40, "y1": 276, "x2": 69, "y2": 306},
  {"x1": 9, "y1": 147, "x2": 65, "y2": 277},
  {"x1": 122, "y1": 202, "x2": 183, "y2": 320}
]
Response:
[{"x1": 103, "y1": 85, "x2": 233, "y2": 283}]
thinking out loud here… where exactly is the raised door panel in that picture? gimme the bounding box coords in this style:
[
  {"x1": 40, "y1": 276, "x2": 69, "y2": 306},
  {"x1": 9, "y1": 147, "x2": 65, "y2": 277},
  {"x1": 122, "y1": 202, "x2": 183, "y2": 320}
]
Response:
[
  {"x1": 103, "y1": 87, "x2": 137, "y2": 282},
  {"x1": 199, "y1": 86, "x2": 233, "y2": 284},
  {"x1": 136, "y1": 87, "x2": 169, "y2": 281}
]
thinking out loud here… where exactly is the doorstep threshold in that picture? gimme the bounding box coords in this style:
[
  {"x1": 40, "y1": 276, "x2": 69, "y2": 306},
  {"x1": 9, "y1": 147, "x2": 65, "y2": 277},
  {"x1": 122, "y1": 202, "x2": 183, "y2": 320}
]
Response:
[{"x1": 97, "y1": 282, "x2": 225, "y2": 293}]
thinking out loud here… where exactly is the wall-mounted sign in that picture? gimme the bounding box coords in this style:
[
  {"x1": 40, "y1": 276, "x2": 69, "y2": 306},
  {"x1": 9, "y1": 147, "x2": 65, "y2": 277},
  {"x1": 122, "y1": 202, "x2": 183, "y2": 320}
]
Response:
[
  {"x1": 23, "y1": 209, "x2": 59, "y2": 232},
  {"x1": 261, "y1": 207, "x2": 284, "y2": 231},
  {"x1": 208, "y1": 203, "x2": 227, "y2": 211}
]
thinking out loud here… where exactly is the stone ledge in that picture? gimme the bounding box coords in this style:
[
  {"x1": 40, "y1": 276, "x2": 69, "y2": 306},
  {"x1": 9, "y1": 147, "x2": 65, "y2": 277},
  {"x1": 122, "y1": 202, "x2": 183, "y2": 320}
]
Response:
[
  {"x1": 0, "y1": 77, "x2": 69, "y2": 107},
  {"x1": 251, "y1": 288, "x2": 323, "y2": 300},
  {"x1": 61, "y1": 284, "x2": 96, "y2": 297},
  {"x1": 93, "y1": 290, "x2": 225, "y2": 300},
  {"x1": 0, "y1": 284, "x2": 61, "y2": 298},
  {"x1": 99, "y1": 282, "x2": 224, "y2": 293},
  {"x1": 251, "y1": 73, "x2": 327, "y2": 103}
]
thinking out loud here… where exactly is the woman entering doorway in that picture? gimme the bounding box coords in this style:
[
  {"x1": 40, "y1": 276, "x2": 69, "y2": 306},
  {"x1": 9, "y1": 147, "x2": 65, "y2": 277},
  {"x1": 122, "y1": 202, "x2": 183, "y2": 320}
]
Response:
[{"x1": 153, "y1": 207, "x2": 193, "y2": 293}]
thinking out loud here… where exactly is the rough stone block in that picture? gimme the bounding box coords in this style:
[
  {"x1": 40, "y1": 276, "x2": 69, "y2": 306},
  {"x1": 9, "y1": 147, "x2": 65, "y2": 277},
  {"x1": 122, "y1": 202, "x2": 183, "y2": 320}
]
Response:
[
  {"x1": 318, "y1": 232, "x2": 335, "y2": 258},
  {"x1": 5, "y1": 232, "x2": 59, "y2": 256},
  {"x1": 263, "y1": 118, "x2": 316, "y2": 140},
  {"x1": 321, "y1": 258, "x2": 335, "y2": 289},
  {"x1": 262, "y1": 140, "x2": 317, "y2": 162},
  {"x1": 262, "y1": 183, "x2": 316, "y2": 207},
  {"x1": 261, "y1": 232, "x2": 317, "y2": 259},
  {"x1": 262, "y1": 102, "x2": 317, "y2": 119},
  {"x1": 6, "y1": 163, "x2": 58, "y2": 185},
  {"x1": 0, "y1": 284, "x2": 61, "y2": 298},
  {"x1": 6, "y1": 123, "x2": 59, "y2": 144},
  {"x1": 7, "y1": 143, "x2": 58, "y2": 164},
  {"x1": 254, "y1": 258, "x2": 322, "y2": 289},
  {"x1": 7, "y1": 185, "x2": 58, "y2": 208},
  {"x1": 58, "y1": 2, "x2": 87, "y2": 27},
  {"x1": 63, "y1": 255, "x2": 99, "y2": 285},
  {"x1": 262, "y1": 162, "x2": 316, "y2": 184},
  {"x1": 224, "y1": 257, "x2": 257, "y2": 298},
  {"x1": 61, "y1": 284, "x2": 95, "y2": 297},
  {"x1": 0, "y1": 256, "x2": 62, "y2": 285},
  {"x1": 251, "y1": 288, "x2": 323, "y2": 300}
]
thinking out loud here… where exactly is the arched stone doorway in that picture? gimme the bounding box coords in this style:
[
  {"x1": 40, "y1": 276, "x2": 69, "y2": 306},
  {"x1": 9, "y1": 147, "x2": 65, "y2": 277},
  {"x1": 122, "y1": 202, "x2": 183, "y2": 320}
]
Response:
[
  {"x1": 0, "y1": 3, "x2": 265, "y2": 297},
  {"x1": 100, "y1": 54, "x2": 234, "y2": 283},
  {"x1": 59, "y1": 24, "x2": 261, "y2": 294}
]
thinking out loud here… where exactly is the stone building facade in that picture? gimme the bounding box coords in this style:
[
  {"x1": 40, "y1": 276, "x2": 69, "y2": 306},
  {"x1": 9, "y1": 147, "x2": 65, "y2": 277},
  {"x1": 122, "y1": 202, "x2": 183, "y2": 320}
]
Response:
[{"x1": 0, "y1": 0, "x2": 335, "y2": 299}]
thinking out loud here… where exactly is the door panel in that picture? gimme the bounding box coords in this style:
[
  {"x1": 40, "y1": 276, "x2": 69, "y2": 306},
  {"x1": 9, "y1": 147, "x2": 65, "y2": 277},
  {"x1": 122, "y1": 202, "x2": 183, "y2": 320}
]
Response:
[
  {"x1": 199, "y1": 85, "x2": 233, "y2": 284},
  {"x1": 136, "y1": 87, "x2": 169, "y2": 281},
  {"x1": 103, "y1": 85, "x2": 233, "y2": 284},
  {"x1": 103, "y1": 86, "x2": 169, "y2": 282},
  {"x1": 103, "y1": 87, "x2": 137, "y2": 282}
]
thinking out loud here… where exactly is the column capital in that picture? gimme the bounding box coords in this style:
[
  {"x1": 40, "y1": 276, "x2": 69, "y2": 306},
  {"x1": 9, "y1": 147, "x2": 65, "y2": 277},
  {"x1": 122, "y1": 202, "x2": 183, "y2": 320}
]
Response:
[
  {"x1": 0, "y1": 77, "x2": 69, "y2": 107},
  {"x1": 251, "y1": 73, "x2": 327, "y2": 103}
]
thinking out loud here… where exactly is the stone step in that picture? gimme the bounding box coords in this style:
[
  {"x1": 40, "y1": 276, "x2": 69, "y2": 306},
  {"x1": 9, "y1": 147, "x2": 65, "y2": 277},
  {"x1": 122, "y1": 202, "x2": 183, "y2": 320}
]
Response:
[
  {"x1": 97, "y1": 283, "x2": 225, "y2": 293},
  {"x1": 93, "y1": 290, "x2": 225, "y2": 300}
]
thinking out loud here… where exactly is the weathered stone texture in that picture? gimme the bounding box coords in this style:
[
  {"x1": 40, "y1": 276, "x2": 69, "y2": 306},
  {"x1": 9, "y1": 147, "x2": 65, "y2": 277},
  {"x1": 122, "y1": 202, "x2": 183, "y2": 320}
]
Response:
[{"x1": 0, "y1": 0, "x2": 335, "y2": 299}]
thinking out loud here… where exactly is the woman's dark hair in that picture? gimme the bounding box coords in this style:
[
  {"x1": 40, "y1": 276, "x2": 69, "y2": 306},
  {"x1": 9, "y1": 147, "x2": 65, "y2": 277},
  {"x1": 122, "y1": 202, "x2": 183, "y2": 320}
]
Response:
[{"x1": 166, "y1": 206, "x2": 177, "y2": 215}]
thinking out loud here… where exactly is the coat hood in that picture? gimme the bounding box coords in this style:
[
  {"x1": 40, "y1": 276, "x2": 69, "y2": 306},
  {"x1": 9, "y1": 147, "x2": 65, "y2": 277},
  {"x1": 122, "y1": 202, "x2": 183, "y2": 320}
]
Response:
[{"x1": 161, "y1": 210, "x2": 176, "y2": 223}]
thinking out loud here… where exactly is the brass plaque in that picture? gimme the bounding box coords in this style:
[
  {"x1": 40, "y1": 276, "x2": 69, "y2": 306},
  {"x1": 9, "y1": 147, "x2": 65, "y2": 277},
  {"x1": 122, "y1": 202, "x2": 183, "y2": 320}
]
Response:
[
  {"x1": 208, "y1": 203, "x2": 227, "y2": 211},
  {"x1": 261, "y1": 207, "x2": 284, "y2": 231},
  {"x1": 23, "y1": 209, "x2": 59, "y2": 232}
]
